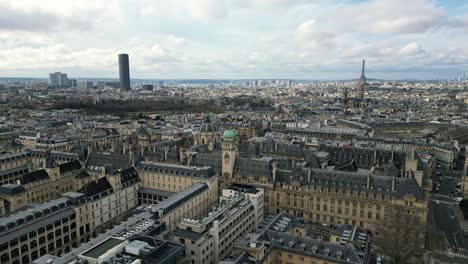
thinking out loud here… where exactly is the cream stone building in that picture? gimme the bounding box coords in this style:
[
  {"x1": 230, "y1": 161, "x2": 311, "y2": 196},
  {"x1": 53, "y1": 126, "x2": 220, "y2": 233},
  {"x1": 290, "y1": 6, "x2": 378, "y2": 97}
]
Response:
[
  {"x1": 199, "y1": 130, "x2": 430, "y2": 236},
  {"x1": 173, "y1": 194, "x2": 256, "y2": 264},
  {"x1": 137, "y1": 162, "x2": 218, "y2": 206}
]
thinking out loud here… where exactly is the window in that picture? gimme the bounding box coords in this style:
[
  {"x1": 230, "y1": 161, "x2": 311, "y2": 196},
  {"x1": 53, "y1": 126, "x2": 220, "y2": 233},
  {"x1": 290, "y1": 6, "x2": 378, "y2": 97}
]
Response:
[{"x1": 288, "y1": 254, "x2": 293, "y2": 259}]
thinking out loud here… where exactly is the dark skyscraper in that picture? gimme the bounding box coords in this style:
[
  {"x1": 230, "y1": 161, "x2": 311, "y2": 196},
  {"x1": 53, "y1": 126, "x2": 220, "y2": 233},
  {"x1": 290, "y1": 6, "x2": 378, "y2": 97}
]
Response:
[{"x1": 118, "y1": 54, "x2": 130, "y2": 90}]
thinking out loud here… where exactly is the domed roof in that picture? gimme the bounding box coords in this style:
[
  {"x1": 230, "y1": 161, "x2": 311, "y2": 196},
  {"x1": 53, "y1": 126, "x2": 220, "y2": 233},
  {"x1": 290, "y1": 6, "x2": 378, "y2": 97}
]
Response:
[
  {"x1": 223, "y1": 129, "x2": 236, "y2": 139},
  {"x1": 200, "y1": 116, "x2": 217, "y2": 133}
]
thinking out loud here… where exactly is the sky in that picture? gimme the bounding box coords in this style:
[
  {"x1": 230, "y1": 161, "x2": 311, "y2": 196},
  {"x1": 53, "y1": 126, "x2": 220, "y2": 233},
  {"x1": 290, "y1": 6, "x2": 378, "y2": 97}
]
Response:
[{"x1": 1, "y1": 0, "x2": 468, "y2": 80}]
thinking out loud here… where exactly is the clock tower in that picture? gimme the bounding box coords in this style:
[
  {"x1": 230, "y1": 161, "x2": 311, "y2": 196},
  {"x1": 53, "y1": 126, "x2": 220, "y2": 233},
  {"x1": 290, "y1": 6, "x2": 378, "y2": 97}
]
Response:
[{"x1": 222, "y1": 130, "x2": 237, "y2": 179}]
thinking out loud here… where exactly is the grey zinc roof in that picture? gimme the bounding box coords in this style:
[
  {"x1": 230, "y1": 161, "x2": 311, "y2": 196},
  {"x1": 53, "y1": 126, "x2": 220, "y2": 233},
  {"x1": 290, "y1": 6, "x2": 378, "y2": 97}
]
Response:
[
  {"x1": 138, "y1": 162, "x2": 215, "y2": 178},
  {"x1": 0, "y1": 184, "x2": 26, "y2": 195},
  {"x1": 263, "y1": 230, "x2": 364, "y2": 264},
  {"x1": 150, "y1": 183, "x2": 208, "y2": 215},
  {"x1": 0, "y1": 151, "x2": 29, "y2": 163},
  {"x1": 234, "y1": 157, "x2": 272, "y2": 178},
  {"x1": 193, "y1": 154, "x2": 222, "y2": 170},
  {"x1": 0, "y1": 197, "x2": 74, "y2": 245},
  {"x1": 86, "y1": 153, "x2": 130, "y2": 170},
  {"x1": 138, "y1": 188, "x2": 174, "y2": 197},
  {"x1": 81, "y1": 237, "x2": 126, "y2": 259},
  {"x1": 0, "y1": 165, "x2": 29, "y2": 177},
  {"x1": 173, "y1": 228, "x2": 205, "y2": 241},
  {"x1": 56, "y1": 211, "x2": 153, "y2": 263}
]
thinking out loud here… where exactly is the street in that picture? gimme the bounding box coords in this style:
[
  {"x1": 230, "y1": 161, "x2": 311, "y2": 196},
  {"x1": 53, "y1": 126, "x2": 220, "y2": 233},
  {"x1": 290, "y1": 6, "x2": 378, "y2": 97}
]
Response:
[{"x1": 430, "y1": 169, "x2": 468, "y2": 263}]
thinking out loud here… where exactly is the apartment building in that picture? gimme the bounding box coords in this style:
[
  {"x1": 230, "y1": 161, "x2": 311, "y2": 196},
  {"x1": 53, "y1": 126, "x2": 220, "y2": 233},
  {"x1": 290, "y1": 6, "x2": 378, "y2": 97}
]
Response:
[
  {"x1": 0, "y1": 198, "x2": 79, "y2": 264},
  {"x1": 137, "y1": 162, "x2": 218, "y2": 206},
  {"x1": 173, "y1": 195, "x2": 256, "y2": 264}
]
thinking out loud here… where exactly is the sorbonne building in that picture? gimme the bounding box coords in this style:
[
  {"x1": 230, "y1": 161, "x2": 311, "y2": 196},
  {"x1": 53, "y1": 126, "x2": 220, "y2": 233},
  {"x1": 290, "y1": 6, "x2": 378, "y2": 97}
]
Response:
[{"x1": 215, "y1": 130, "x2": 430, "y2": 235}]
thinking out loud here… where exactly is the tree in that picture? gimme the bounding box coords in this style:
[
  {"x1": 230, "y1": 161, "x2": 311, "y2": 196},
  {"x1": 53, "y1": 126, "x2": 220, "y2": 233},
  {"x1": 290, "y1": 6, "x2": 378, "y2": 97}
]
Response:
[{"x1": 377, "y1": 207, "x2": 426, "y2": 264}]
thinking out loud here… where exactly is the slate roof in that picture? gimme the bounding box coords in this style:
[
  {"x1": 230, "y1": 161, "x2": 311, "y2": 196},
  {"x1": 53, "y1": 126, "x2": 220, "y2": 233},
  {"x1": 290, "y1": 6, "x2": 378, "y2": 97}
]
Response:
[
  {"x1": 334, "y1": 160, "x2": 358, "y2": 172},
  {"x1": 79, "y1": 177, "x2": 113, "y2": 198},
  {"x1": 87, "y1": 153, "x2": 130, "y2": 170},
  {"x1": 193, "y1": 154, "x2": 222, "y2": 171},
  {"x1": 0, "y1": 184, "x2": 26, "y2": 195},
  {"x1": 20, "y1": 169, "x2": 49, "y2": 184},
  {"x1": 0, "y1": 197, "x2": 72, "y2": 243},
  {"x1": 233, "y1": 157, "x2": 273, "y2": 179},
  {"x1": 200, "y1": 116, "x2": 217, "y2": 133},
  {"x1": 261, "y1": 230, "x2": 364, "y2": 264},
  {"x1": 59, "y1": 160, "x2": 82, "y2": 174},
  {"x1": 275, "y1": 167, "x2": 425, "y2": 201},
  {"x1": 138, "y1": 162, "x2": 216, "y2": 178},
  {"x1": 75, "y1": 170, "x2": 91, "y2": 179},
  {"x1": 120, "y1": 167, "x2": 140, "y2": 184}
]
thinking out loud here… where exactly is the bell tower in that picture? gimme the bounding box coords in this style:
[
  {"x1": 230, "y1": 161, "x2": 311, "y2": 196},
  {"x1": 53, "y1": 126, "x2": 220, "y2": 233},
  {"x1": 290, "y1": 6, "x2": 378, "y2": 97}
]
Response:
[{"x1": 222, "y1": 130, "x2": 237, "y2": 179}]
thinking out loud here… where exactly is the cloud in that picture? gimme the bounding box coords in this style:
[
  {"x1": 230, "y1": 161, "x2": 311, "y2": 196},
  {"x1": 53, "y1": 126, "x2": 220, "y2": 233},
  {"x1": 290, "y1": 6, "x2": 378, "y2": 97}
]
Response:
[
  {"x1": 141, "y1": 0, "x2": 228, "y2": 19},
  {"x1": 0, "y1": 0, "x2": 123, "y2": 32},
  {"x1": 0, "y1": 2, "x2": 89, "y2": 31},
  {"x1": 186, "y1": 0, "x2": 228, "y2": 19},
  {"x1": 295, "y1": 20, "x2": 335, "y2": 48},
  {"x1": 329, "y1": 0, "x2": 452, "y2": 35},
  {"x1": 141, "y1": 0, "x2": 311, "y2": 19},
  {"x1": 167, "y1": 35, "x2": 186, "y2": 45},
  {"x1": 399, "y1": 42, "x2": 425, "y2": 56},
  {"x1": 2, "y1": 0, "x2": 468, "y2": 79}
]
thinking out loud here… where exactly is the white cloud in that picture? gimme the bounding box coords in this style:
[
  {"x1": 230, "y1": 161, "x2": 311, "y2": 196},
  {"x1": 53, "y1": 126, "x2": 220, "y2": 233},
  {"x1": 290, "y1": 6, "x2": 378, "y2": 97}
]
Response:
[
  {"x1": 0, "y1": 0, "x2": 124, "y2": 32},
  {"x1": 167, "y1": 35, "x2": 186, "y2": 45},
  {"x1": 399, "y1": 42, "x2": 424, "y2": 56},
  {"x1": 295, "y1": 20, "x2": 335, "y2": 48},
  {"x1": 1, "y1": 0, "x2": 468, "y2": 79}
]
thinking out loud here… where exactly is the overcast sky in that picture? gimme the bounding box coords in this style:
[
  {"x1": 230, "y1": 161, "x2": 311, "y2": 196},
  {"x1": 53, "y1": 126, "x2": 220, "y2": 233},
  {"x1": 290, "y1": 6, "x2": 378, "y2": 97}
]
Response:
[{"x1": 1, "y1": 0, "x2": 468, "y2": 80}]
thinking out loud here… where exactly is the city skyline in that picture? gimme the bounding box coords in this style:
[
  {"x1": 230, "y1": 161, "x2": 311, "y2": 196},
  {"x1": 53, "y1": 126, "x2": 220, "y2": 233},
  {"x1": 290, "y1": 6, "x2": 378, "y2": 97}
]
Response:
[{"x1": 2, "y1": 0, "x2": 468, "y2": 80}]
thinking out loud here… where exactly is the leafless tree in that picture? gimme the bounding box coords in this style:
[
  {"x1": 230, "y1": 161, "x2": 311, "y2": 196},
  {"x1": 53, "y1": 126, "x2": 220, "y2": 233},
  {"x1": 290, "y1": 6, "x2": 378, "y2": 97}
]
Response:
[{"x1": 377, "y1": 207, "x2": 426, "y2": 264}]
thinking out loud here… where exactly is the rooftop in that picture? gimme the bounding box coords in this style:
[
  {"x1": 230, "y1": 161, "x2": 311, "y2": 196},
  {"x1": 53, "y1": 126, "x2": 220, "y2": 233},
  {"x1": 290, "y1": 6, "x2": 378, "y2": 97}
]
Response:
[{"x1": 81, "y1": 237, "x2": 126, "y2": 259}]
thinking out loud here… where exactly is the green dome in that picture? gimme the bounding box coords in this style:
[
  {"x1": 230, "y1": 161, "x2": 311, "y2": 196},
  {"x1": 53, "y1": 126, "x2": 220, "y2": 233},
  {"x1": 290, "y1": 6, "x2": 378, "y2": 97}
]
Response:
[{"x1": 223, "y1": 129, "x2": 236, "y2": 139}]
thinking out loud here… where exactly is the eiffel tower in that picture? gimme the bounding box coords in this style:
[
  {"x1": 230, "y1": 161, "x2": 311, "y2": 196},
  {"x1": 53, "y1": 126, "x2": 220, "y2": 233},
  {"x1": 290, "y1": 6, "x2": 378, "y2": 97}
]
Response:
[{"x1": 358, "y1": 59, "x2": 366, "y2": 99}]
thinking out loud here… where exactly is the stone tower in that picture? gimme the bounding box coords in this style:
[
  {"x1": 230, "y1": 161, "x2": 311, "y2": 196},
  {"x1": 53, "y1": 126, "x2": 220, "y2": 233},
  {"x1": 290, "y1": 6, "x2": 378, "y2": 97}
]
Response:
[{"x1": 221, "y1": 130, "x2": 237, "y2": 179}]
